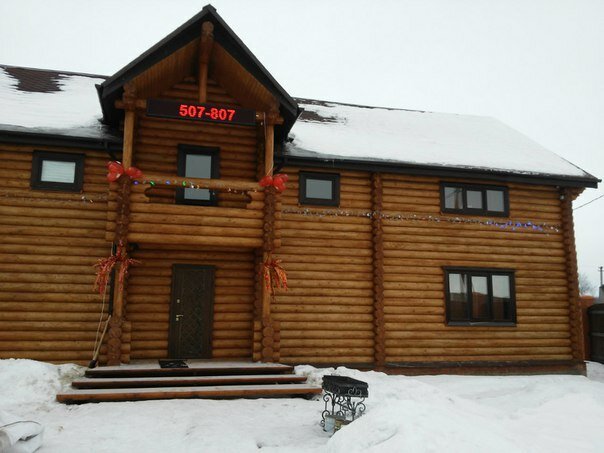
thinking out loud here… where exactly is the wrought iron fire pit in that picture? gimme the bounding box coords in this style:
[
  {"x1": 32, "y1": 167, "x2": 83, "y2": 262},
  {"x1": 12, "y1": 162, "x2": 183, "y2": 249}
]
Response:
[{"x1": 321, "y1": 375, "x2": 368, "y2": 428}]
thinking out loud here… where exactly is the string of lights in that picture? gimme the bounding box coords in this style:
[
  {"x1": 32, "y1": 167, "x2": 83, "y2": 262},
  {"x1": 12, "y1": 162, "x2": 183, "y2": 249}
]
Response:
[
  {"x1": 574, "y1": 193, "x2": 604, "y2": 211},
  {"x1": 282, "y1": 208, "x2": 561, "y2": 233}
]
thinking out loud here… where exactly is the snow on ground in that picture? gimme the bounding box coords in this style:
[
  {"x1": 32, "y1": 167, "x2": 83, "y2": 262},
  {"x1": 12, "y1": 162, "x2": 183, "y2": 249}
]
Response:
[{"x1": 1, "y1": 359, "x2": 604, "y2": 452}]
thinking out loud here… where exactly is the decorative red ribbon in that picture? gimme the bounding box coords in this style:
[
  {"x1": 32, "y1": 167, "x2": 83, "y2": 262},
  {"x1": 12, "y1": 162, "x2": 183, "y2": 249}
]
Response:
[
  {"x1": 93, "y1": 241, "x2": 140, "y2": 295},
  {"x1": 106, "y1": 161, "x2": 143, "y2": 182},
  {"x1": 262, "y1": 256, "x2": 288, "y2": 294},
  {"x1": 259, "y1": 173, "x2": 288, "y2": 192}
]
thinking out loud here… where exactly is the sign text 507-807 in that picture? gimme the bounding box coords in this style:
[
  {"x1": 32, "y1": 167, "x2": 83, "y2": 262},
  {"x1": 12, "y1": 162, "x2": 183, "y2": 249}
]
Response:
[{"x1": 179, "y1": 104, "x2": 236, "y2": 122}]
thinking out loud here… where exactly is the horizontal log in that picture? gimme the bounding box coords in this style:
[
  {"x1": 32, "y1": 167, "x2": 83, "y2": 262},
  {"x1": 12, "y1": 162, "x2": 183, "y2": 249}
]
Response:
[
  {"x1": 273, "y1": 305, "x2": 372, "y2": 315},
  {"x1": 129, "y1": 201, "x2": 263, "y2": 218},
  {"x1": 274, "y1": 296, "x2": 372, "y2": 306},
  {"x1": 127, "y1": 233, "x2": 262, "y2": 248},
  {"x1": 385, "y1": 330, "x2": 569, "y2": 340},
  {"x1": 385, "y1": 346, "x2": 571, "y2": 356},
  {"x1": 128, "y1": 222, "x2": 261, "y2": 239},
  {"x1": 385, "y1": 354, "x2": 572, "y2": 362},
  {"x1": 133, "y1": 175, "x2": 261, "y2": 192},
  {"x1": 0, "y1": 293, "x2": 101, "y2": 303},
  {"x1": 280, "y1": 330, "x2": 374, "y2": 339},
  {"x1": 281, "y1": 339, "x2": 374, "y2": 348},
  {"x1": 280, "y1": 347, "x2": 373, "y2": 356},
  {"x1": 0, "y1": 205, "x2": 107, "y2": 220},
  {"x1": 384, "y1": 339, "x2": 569, "y2": 348}
]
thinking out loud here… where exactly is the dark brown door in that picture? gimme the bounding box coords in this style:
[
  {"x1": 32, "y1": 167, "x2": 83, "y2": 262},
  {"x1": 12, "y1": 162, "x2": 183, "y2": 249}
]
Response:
[{"x1": 168, "y1": 265, "x2": 215, "y2": 359}]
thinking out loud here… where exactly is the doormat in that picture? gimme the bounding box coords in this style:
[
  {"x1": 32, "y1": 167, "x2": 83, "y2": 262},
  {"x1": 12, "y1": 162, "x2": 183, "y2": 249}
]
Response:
[{"x1": 158, "y1": 359, "x2": 189, "y2": 369}]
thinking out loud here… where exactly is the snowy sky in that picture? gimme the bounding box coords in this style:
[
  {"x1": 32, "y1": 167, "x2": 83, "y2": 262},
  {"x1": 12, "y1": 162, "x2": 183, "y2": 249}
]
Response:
[{"x1": 1, "y1": 0, "x2": 602, "y2": 290}]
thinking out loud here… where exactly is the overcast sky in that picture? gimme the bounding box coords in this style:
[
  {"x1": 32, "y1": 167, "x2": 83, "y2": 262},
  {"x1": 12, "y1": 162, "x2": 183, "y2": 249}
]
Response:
[{"x1": 1, "y1": 0, "x2": 602, "y2": 290}]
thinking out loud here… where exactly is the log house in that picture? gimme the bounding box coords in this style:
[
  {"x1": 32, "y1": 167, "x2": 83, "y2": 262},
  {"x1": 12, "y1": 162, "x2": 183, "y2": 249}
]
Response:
[{"x1": 0, "y1": 5, "x2": 599, "y2": 374}]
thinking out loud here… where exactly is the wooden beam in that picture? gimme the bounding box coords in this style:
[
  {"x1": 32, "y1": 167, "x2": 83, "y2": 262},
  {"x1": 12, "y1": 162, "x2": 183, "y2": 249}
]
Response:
[
  {"x1": 264, "y1": 109, "x2": 279, "y2": 176},
  {"x1": 107, "y1": 83, "x2": 137, "y2": 366},
  {"x1": 121, "y1": 83, "x2": 137, "y2": 169},
  {"x1": 372, "y1": 173, "x2": 385, "y2": 368},
  {"x1": 114, "y1": 98, "x2": 283, "y2": 125},
  {"x1": 257, "y1": 109, "x2": 282, "y2": 362},
  {"x1": 561, "y1": 187, "x2": 585, "y2": 361},
  {"x1": 198, "y1": 21, "x2": 214, "y2": 103}
]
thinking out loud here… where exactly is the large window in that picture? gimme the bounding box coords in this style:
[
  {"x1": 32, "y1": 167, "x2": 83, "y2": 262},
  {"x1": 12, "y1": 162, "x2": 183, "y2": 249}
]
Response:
[
  {"x1": 31, "y1": 151, "x2": 84, "y2": 192},
  {"x1": 444, "y1": 268, "x2": 516, "y2": 325},
  {"x1": 177, "y1": 145, "x2": 220, "y2": 205},
  {"x1": 440, "y1": 183, "x2": 508, "y2": 217},
  {"x1": 299, "y1": 172, "x2": 340, "y2": 206}
]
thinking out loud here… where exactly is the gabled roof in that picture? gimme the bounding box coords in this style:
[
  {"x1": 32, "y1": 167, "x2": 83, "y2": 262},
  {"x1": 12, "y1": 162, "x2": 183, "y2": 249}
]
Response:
[
  {"x1": 0, "y1": 64, "x2": 120, "y2": 149},
  {"x1": 97, "y1": 4, "x2": 299, "y2": 139},
  {"x1": 283, "y1": 98, "x2": 599, "y2": 188}
]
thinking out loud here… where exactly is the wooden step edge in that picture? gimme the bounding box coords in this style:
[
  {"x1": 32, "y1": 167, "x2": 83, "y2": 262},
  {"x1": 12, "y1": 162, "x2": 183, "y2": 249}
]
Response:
[
  {"x1": 84, "y1": 364, "x2": 294, "y2": 379},
  {"x1": 57, "y1": 384, "x2": 322, "y2": 404},
  {"x1": 72, "y1": 374, "x2": 307, "y2": 389}
]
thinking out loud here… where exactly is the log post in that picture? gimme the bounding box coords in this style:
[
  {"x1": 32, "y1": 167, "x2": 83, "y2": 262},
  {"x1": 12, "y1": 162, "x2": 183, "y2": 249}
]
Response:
[
  {"x1": 560, "y1": 187, "x2": 585, "y2": 363},
  {"x1": 198, "y1": 21, "x2": 214, "y2": 103},
  {"x1": 371, "y1": 173, "x2": 386, "y2": 369},
  {"x1": 106, "y1": 83, "x2": 136, "y2": 366},
  {"x1": 257, "y1": 108, "x2": 280, "y2": 362}
]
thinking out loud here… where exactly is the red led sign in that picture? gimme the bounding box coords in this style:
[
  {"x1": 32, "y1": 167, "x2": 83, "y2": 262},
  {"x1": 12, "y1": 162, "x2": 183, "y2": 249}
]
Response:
[{"x1": 146, "y1": 99, "x2": 257, "y2": 126}]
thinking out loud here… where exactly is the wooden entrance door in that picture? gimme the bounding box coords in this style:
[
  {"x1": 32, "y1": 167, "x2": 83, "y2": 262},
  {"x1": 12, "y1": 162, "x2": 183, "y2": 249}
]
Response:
[{"x1": 168, "y1": 265, "x2": 215, "y2": 359}]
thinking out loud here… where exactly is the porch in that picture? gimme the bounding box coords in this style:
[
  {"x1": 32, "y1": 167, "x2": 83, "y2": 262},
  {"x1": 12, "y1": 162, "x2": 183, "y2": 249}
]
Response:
[{"x1": 56, "y1": 360, "x2": 320, "y2": 404}]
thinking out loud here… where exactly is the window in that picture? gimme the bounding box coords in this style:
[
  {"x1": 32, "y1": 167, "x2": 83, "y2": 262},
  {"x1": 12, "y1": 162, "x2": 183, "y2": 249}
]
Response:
[
  {"x1": 176, "y1": 145, "x2": 220, "y2": 205},
  {"x1": 31, "y1": 151, "x2": 84, "y2": 192},
  {"x1": 444, "y1": 267, "x2": 516, "y2": 325},
  {"x1": 299, "y1": 172, "x2": 340, "y2": 206},
  {"x1": 441, "y1": 183, "x2": 508, "y2": 216}
]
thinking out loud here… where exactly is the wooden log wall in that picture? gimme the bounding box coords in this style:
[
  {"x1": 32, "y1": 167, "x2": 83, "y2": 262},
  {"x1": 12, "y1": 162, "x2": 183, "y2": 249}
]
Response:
[
  {"x1": 275, "y1": 169, "x2": 375, "y2": 364},
  {"x1": 127, "y1": 244, "x2": 255, "y2": 360},
  {"x1": 381, "y1": 175, "x2": 571, "y2": 363},
  {"x1": 106, "y1": 77, "x2": 264, "y2": 249},
  {"x1": 276, "y1": 168, "x2": 574, "y2": 365},
  {"x1": 0, "y1": 144, "x2": 117, "y2": 364}
]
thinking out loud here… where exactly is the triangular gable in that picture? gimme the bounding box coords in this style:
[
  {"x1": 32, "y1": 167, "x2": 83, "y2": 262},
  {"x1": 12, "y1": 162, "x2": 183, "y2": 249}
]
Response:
[{"x1": 97, "y1": 4, "x2": 299, "y2": 140}]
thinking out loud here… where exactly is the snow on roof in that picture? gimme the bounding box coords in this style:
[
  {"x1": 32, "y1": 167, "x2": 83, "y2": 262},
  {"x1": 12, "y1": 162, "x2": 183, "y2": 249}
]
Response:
[
  {"x1": 0, "y1": 66, "x2": 596, "y2": 183},
  {"x1": 287, "y1": 99, "x2": 594, "y2": 180},
  {"x1": 0, "y1": 65, "x2": 117, "y2": 141}
]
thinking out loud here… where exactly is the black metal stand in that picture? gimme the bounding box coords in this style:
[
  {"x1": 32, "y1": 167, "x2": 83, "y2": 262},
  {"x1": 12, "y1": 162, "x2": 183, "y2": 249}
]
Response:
[{"x1": 321, "y1": 375, "x2": 368, "y2": 427}]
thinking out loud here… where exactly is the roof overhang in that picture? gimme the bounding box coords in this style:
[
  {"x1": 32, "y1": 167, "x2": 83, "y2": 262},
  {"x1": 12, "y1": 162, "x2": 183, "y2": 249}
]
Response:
[
  {"x1": 277, "y1": 153, "x2": 600, "y2": 189},
  {"x1": 0, "y1": 129, "x2": 122, "y2": 154}
]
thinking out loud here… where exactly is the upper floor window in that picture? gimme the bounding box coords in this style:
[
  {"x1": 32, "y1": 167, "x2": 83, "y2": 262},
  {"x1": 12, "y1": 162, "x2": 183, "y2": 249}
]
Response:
[
  {"x1": 299, "y1": 172, "x2": 340, "y2": 207},
  {"x1": 445, "y1": 267, "x2": 516, "y2": 326},
  {"x1": 177, "y1": 145, "x2": 220, "y2": 205},
  {"x1": 440, "y1": 183, "x2": 508, "y2": 217},
  {"x1": 30, "y1": 151, "x2": 84, "y2": 192}
]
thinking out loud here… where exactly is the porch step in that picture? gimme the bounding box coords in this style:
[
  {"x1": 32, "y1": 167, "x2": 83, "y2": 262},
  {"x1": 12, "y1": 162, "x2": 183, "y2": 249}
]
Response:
[
  {"x1": 57, "y1": 384, "x2": 322, "y2": 404},
  {"x1": 84, "y1": 361, "x2": 294, "y2": 379},
  {"x1": 72, "y1": 374, "x2": 307, "y2": 389},
  {"x1": 57, "y1": 361, "x2": 321, "y2": 404}
]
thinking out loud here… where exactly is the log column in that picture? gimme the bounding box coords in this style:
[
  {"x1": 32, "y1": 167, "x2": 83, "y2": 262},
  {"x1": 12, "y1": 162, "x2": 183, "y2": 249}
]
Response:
[
  {"x1": 106, "y1": 83, "x2": 136, "y2": 365},
  {"x1": 561, "y1": 187, "x2": 585, "y2": 362},
  {"x1": 198, "y1": 21, "x2": 214, "y2": 103},
  {"x1": 371, "y1": 173, "x2": 386, "y2": 368},
  {"x1": 254, "y1": 109, "x2": 281, "y2": 362}
]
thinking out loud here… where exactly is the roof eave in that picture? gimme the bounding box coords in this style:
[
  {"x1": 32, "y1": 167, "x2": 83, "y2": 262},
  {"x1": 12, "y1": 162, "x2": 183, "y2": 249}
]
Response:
[
  {"x1": 0, "y1": 129, "x2": 122, "y2": 153},
  {"x1": 277, "y1": 154, "x2": 600, "y2": 189}
]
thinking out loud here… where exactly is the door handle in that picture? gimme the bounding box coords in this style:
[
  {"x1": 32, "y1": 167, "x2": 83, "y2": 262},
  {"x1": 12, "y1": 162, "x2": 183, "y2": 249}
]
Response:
[{"x1": 175, "y1": 314, "x2": 184, "y2": 321}]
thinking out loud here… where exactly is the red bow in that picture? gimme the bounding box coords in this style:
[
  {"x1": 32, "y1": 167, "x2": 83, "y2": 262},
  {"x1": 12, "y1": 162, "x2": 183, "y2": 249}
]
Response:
[
  {"x1": 259, "y1": 173, "x2": 288, "y2": 192},
  {"x1": 262, "y1": 256, "x2": 288, "y2": 294},
  {"x1": 106, "y1": 161, "x2": 143, "y2": 182}
]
